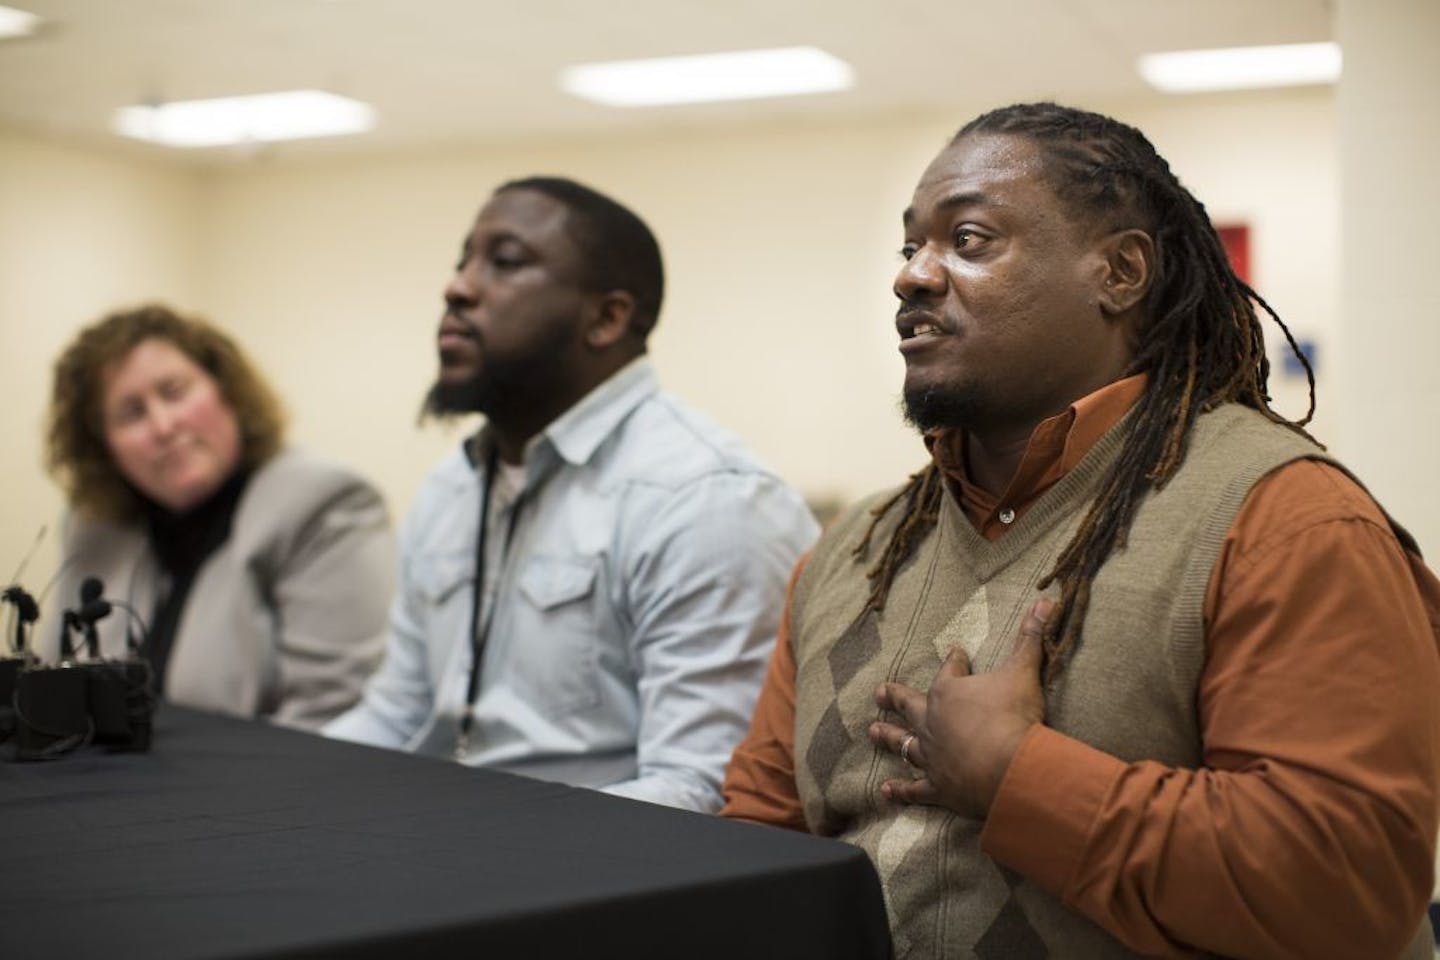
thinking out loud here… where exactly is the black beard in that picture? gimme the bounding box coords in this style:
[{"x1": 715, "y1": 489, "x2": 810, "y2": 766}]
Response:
[
  {"x1": 902, "y1": 384, "x2": 986, "y2": 434},
  {"x1": 422, "y1": 372, "x2": 490, "y2": 420},
  {"x1": 420, "y1": 321, "x2": 580, "y2": 423}
]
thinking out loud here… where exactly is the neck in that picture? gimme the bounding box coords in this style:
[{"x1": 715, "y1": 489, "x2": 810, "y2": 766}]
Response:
[
  {"x1": 483, "y1": 350, "x2": 641, "y2": 464},
  {"x1": 484, "y1": 368, "x2": 606, "y2": 464},
  {"x1": 482, "y1": 376, "x2": 591, "y2": 464},
  {"x1": 488, "y1": 427, "x2": 531, "y2": 466},
  {"x1": 962, "y1": 426, "x2": 1035, "y2": 497}
]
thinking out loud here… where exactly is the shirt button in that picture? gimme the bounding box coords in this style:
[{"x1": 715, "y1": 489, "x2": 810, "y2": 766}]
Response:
[{"x1": 998, "y1": 507, "x2": 1016, "y2": 525}]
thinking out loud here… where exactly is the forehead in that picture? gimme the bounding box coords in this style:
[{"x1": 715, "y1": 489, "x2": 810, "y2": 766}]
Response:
[
  {"x1": 471, "y1": 188, "x2": 575, "y2": 247},
  {"x1": 102, "y1": 338, "x2": 206, "y2": 399},
  {"x1": 905, "y1": 133, "x2": 1063, "y2": 226},
  {"x1": 109, "y1": 337, "x2": 198, "y2": 379}
]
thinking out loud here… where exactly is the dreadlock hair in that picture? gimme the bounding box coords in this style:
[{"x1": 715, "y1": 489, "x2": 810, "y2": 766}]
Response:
[{"x1": 854, "y1": 101, "x2": 1317, "y2": 684}]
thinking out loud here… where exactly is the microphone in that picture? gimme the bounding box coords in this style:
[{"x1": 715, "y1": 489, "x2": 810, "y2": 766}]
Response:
[
  {"x1": 4, "y1": 525, "x2": 46, "y2": 656},
  {"x1": 75, "y1": 576, "x2": 112, "y2": 660},
  {"x1": 72, "y1": 577, "x2": 151, "y2": 655},
  {"x1": 14, "y1": 575, "x2": 156, "y2": 759},
  {"x1": 2, "y1": 584, "x2": 39, "y2": 655},
  {"x1": 59, "y1": 575, "x2": 111, "y2": 661},
  {"x1": 2, "y1": 531, "x2": 47, "y2": 743},
  {"x1": 0, "y1": 585, "x2": 40, "y2": 744},
  {"x1": 78, "y1": 576, "x2": 112, "y2": 622}
]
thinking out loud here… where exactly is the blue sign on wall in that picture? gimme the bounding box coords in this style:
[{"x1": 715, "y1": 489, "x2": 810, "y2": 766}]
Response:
[{"x1": 1281, "y1": 339, "x2": 1318, "y2": 376}]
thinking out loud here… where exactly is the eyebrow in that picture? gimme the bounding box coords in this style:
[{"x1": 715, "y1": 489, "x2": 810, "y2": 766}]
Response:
[
  {"x1": 902, "y1": 189, "x2": 992, "y2": 228},
  {"x1": 464, "y1": 226, "x2": 527, "y2": 251}
]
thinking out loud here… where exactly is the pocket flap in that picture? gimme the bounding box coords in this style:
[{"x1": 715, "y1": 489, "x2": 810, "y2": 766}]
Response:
[
  {"x1": 412, "y1": 553, "x2": 473, "y2": 605},
  {"x1": 518, "y1": 556, "x2": 597, "y2": 610}
]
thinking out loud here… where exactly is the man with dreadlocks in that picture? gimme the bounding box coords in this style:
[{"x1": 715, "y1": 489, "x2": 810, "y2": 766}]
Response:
[{"x1": 721, "y1": 103, "x2": 1440, "y2": 959}]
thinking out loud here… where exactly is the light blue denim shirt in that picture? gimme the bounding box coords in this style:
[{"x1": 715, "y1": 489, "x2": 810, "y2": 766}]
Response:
[{"x1": 327, "y1": 358, "x2": 818, "y2": 812}]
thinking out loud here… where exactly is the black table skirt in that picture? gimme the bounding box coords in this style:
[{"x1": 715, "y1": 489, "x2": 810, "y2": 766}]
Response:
[{"x1": 0, "y1": 704, "x2": 891, "y2": 960}]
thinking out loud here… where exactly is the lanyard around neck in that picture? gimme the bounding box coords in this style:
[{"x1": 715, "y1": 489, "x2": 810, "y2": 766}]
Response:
[{"x1": 454, "y1": 446, "x2": 524, "y2": 761}]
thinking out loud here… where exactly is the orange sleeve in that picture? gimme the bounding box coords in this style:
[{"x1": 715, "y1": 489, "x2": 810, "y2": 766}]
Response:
[
  {"x1": 719, "y1": 556, "x2": 809, "y2": 830},
  {"x1": 982, "y1": 459, "x2": 1440, "y2": 959}
]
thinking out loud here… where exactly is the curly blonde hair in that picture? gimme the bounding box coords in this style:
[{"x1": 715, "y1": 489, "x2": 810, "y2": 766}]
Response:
[{"x1": 46, "y1": 304, "x2": 287, "y2": 523}]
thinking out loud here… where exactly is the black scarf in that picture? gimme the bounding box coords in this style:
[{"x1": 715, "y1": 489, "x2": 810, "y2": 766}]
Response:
[{"x1": 141, "y1": 469, "x2": 250, "y2": 693}]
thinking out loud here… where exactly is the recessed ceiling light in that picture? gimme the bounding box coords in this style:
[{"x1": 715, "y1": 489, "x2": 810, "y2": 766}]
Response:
[
  {"x1": 1138, "y1": 42, "x2": 1341, "y2": 93},
  {"x1": 113, "y1": 90, "x2": 375, "y2": 148},
  {"x1": 560, "y1": 46, "x2": 854, "y2": 108},
  {"x1": 0, "y1": 4, "x2": 40, "y2": 39}
]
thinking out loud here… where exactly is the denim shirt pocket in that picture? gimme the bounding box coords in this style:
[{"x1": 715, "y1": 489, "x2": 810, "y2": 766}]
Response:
[
  {"x1": 518, "y1": 556, "x2": 596, "y2": 609},
  {"x1": 514, "y1": 555, "x2": 602, "y2": 714}
]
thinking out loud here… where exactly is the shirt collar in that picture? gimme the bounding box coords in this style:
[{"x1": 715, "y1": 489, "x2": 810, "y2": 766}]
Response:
[
  {"x1": 541, "y1": 355, "x2": 657, "y2": 466},
  {"x1": 929, "y1": 373, "x2": 1148, "y2": 536}
]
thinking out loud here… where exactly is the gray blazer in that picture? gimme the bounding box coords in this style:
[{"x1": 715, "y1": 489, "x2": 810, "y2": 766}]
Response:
[{"x1": 41, "y1": 449, "x2": 395, "y2": 730}]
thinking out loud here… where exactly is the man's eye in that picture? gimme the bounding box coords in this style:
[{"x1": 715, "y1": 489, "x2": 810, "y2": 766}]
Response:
[
  {"x1": 899, "y1": 244, "x2": 918, "y2": 261},
  {"x1": 954, "y1": 228, "x2": 976, "y2": 248},
  {"x1": 491, "y1": 254, "x2": 524, "y2": 270}
]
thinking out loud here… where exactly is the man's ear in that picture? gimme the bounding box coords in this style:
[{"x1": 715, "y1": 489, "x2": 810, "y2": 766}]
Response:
[
  {"x1": 584, "y1": 290, "x2": 636, "y2": 349},
  {"x1": 1098, "y1": 229, "x2": 1155, "y2": 317}
]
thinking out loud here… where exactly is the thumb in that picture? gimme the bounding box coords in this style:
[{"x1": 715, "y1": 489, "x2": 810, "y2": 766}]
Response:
[
  {"x1": 938, "y1": 643, "x2": 972, "y2": 680},
  {"x1": 1003, "y1": 598, "x2": 1053, "y2": 673}
]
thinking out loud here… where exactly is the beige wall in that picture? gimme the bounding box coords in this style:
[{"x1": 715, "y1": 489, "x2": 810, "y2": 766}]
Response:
[
  {"x1": 1338, "y1": 0, "x2": 1440, "y2": 561},
  {"x1": 2, "y1": 89, "x2": 1347, "y2": 584}
]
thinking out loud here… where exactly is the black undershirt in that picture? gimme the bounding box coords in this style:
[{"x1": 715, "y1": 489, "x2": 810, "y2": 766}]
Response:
[{"x1": 142, "y1": 469, "x2": 250, "y2": 693}]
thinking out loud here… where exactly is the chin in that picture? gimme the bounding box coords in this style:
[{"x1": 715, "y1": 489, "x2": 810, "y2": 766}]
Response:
[
  {"x1": 158, "y1": 480, "x2": 218, "y2": 514},
  {"x1": 902, "y1": 381, "x2": 984, "y2": 433},
  {"x1": 425, "y1": 374, "x2": 489, "y2": 418}
]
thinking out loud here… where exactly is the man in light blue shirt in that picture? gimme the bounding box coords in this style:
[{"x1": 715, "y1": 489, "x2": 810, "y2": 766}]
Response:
[{"x1": 327, "y1": 177, "x2": 818, "y2": 812}]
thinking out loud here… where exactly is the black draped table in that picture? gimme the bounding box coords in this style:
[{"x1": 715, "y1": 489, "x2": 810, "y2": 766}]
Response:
[{"x1": 0, "y1": 705, "x2": 891, "y2": 959}]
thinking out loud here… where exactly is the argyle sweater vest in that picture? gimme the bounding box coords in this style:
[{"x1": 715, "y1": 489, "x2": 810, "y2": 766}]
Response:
[{"x1": 791, "y1": 405, "x2": 1330, "y2": 959}]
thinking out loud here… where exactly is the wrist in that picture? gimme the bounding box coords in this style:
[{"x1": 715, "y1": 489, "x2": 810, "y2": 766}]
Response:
[{"x1": 980, "y1": 719, "x2": 1040, "y2": 813}]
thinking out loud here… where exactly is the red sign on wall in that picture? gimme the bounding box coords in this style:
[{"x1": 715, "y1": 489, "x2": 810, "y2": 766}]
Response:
[{"x1": 1216, "y1": 224, "x2": 1251, "y2": 284}]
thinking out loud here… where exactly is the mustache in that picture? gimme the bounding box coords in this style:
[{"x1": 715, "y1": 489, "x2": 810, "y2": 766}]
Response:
[
  {"x1": 440, "y1": 308, "x2": 479, "y2": 336},
  {"x1": 895, "y1": 303, "x2": 939, "y2": 323}
]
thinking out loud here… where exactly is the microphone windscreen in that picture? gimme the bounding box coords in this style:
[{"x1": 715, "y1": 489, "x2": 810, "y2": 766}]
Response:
[
  {"x1": 2, "y1": 585, "x2": 39, "y2": 623},
  {"x1": 80, "y1": 576, "x2": 104, "y2": 603},
  {"x1": 81, "y1": 599, "x2": 112, "y2": 621}
]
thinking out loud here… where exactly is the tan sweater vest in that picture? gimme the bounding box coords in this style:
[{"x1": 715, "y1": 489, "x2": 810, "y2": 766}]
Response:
[{"x1": 791, "y1": 405, "x2": 1339, "y2": 959}]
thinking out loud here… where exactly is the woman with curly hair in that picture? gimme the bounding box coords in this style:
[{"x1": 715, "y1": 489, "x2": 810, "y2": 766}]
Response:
[{"x1": 43, "y1": 303, "x2": 394, "y2": 729}]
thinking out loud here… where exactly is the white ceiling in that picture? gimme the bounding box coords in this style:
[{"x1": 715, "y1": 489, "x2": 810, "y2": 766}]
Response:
[{"x1": 0, "y1": 0, "x2": 1335, "y2": 162}]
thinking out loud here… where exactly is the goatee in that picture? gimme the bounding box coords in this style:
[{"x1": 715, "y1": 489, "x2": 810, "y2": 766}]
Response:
[
  {"x1": 902, "y1": 384, "x2": 980, "y2": 434},
  {"x1": 422, "y1": 374, "x2": 488, "y2": 421}
]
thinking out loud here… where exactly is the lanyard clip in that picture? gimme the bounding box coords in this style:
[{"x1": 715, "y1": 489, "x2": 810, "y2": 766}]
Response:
[{"x1": 453, "y1": 708, "x2": 474, "y2": 763}]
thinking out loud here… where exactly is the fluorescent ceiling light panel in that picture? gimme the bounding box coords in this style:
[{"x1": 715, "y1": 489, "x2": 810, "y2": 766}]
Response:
[
  {"x1": 113, "y1": 90, "x2": 375, "y2": 148},
  {"x1": 0, "y1": 4, "x2": 40, "y2": 38},
  {"x1": 1138, "y1": 42, "x2": 1341, "y2": 93},
  {"x1": 560, "y1": 46, "x2": 854, "y2": 107}
]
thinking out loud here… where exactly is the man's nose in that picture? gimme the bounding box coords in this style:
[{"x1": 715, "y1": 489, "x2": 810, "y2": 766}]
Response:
[
  {"x1": 893, "y1": 245, "x2": 946, "y2": 302},
  {"x1": 444, "y1": 263, "x2": 479, "y2": 307}
]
